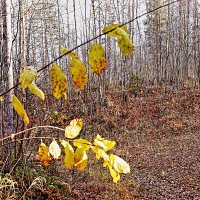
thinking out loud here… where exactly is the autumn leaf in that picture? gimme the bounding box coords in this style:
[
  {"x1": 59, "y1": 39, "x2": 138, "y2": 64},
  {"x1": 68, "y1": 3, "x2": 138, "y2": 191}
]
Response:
[
  {"x1": 0, "y1": 96, "x2": 3, "y2": 101},
  {"x1": 91, "y1": 146, "x2": 110, "y2": 161},
  {"x1": 49, "y1": 140, "x2": 61, "y2": 160},
  {"x1": 110, "y1": 154, "x2": 130, "y2": 174},
  {"x1": 38, "y1": 142, "x2": 51, "y2": 167},
  {"x1": 28, "y1": 83, "x2": 45, "y2": 100},
  {"x1": 74, "y1": 148, "x2": 88, "y2": 171},
  {"x1": 69, "y1": 58, "x2": 88, "y2": 90},
  {"x1": 12, "y1": 95, "x2": 29, "y2": 126},
  {"x1": 94, "y1": 134, "x2": 116, "y2": 152},
  {"x1": 73, "y1": 139, "x2": 91, "y2": 150},
  {"x1": 91, "y1": 144, "x2": 122, "y2": 183},
  {"x1": 19, "y1": 66, "x2": 37, "y2": 89},
  {"x1": 116, "y1": 27, "x2": 134, "y2": 56},
  {"x1": 50, "y1": 64, "x2": 67, "y2": 99},
  {"x1": 102, "y1": 24, "x2": 129, "y2": 37},
  {"x1": 62, "y1": 49, "x2": 88, "y2": 90},
  {"x1": 63, "y1": 141, "x2": 74, "y2": 170},
  {"x1": 89, "y1": 44, "x2": 108, "y2": 75},
  {"x1": 102, "y1": 24, "x2": 134, "y2": 56},
  {"x1": 65, "y1": 118, "x2": 83, "y2": 139},
  {"x1": 61, "y1": 48, "x2": 79, "y2": 59},
  {"x1": 60, "y1": 139, "x2": 68, "y2": 148},
  {"x1": 108, "y1": 163, "x2": 120, "y2": 183},
  {"x1": 53, "y1": 110, "x2": 58, "y2": 115},
  {"x1": 19, "y1": 66, "x2": 45, "y2": 100}
]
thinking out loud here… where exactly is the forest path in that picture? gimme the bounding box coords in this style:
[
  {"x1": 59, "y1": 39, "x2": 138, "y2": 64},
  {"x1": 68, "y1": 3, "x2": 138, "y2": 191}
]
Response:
[{"x1": 116, "y1": 89, "x2": 200, "y2": 199}]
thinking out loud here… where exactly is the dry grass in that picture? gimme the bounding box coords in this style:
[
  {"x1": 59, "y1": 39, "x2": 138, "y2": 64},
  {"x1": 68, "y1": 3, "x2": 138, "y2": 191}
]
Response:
[{"x1": 0, "y1": 174, "x2": 18, "y2": 199}]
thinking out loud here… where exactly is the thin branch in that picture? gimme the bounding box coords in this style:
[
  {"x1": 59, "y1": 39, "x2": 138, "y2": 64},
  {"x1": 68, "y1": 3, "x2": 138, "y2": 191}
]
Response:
[
  {"x1": 2, "y1": 136, "x2": 94, "y2": 148},
  {"x1": 1, "y1": 136, "x2": 66, "y2": 147},
  {"x1": 0, "y1": 125, "x2": 65, "y2": 143}
]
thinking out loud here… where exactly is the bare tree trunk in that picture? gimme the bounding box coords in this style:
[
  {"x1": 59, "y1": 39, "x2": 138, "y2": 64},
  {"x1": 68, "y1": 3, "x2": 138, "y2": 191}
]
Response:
[
  {"x1": 1, "y1": 0, "x2": 13, "y2": 172},
  {"x1": 73, "y1": 0, "x2": 78, "y2": 46}
]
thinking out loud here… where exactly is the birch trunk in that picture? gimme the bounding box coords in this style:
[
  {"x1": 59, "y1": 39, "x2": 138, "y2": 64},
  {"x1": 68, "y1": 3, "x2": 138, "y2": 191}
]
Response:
[{"x1": 1, "y1": 0, "x2": 13, "y2": 172}]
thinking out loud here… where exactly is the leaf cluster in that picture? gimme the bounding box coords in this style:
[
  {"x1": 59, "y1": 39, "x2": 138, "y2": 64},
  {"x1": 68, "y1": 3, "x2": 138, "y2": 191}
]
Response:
[
  {"x1": 38, "y1": 119, "x2": 130, "y2": 183},
  {"x1": 10, "y1": 23, "x2": 134, "y2": 126},
  {"x1": 1, "y1": 24, "x2": 133, "y2": 183}
]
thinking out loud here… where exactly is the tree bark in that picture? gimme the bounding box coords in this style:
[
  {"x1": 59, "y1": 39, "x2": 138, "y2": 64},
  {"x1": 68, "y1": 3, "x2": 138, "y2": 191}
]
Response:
[{"x1": 1, "y1": 0, "x2": 14, "y2": 172}]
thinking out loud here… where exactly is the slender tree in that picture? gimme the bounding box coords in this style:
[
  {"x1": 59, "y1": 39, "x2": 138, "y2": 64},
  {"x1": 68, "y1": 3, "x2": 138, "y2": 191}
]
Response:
[{"x1": 0, "y1": 0, "x2": 13, "y2": 172}]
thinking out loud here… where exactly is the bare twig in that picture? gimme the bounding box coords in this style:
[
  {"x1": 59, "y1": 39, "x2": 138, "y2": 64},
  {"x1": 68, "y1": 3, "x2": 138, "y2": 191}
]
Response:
[{"x1": 0, "y1": 126, "x2": 65, "y2": 143}]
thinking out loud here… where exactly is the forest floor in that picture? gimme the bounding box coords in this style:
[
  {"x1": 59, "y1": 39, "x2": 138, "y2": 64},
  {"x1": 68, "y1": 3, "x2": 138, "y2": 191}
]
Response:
[
  {"x1": 3, "y1": 87, "x2": 199, "y2": 199},
  {"x1": 67, "y1": 87, "x2": 199, "y2": 200}
]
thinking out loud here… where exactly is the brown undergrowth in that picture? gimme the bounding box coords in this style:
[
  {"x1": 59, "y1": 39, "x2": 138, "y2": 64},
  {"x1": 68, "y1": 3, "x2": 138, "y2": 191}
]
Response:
[{"x1": 2, "y1": 87, "x2": 199, "y2": 199}]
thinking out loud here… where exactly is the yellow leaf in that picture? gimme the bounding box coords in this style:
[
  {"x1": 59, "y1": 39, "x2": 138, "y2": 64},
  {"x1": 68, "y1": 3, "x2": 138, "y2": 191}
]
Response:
[
  {"x1": 61, "y1": 48, "x2": 79, "y2": 59},
  {"x1": 74, "y1": 148, "x2": 88, "y2": 171},
  {"x1": 70, "y1": 118, "x2": 83, "y2": 128},
  {"x1": 91, "y1": 146, "x2": 110, "y2": 161},
  {"x1": 12, "y1": 95, "x2": 29, "y2": 126},
  {"x1": 65, "y1": 118, "x2": 83, "y2": 139},
  {"x1": 89, "y1": 44, "x2": 108, "y2": 75},
  {"x1": 110, "y1": 154, "x2": 130, "y2": 174},
  {"x1": 63, "y1": 141, "x2": 74, "y2": 169},
  {"x1": 50, "y1": 64, "x2": 67, "y2": 99},
  {"x1": 102, "y1": 24, "x2": 129, "y2": 36},
  {"x1": 38, "y1": 142, "x2": 51, "y2": 167},
  {"x1": 116, "y1": 27, "x2": 134, "y2": 56},
  {"x1": 60, "y1": 139, "x2": 68, "y2": 147},
  {"x1": 108, "y1": 163, "x2": 120, "y2": 183},
  {"x1": 103, "y1": 159, "x2": 109, "y2": 168},
  {"x1": 53, "y1": 110, "x2": 58, "y2": 115},
  {"x1": 70, "y1": 58, "x2": 88, "y2": 90},
  {"x1": 73, "y1": 139, "x2": 91, "y2": 150},
  {"x1": 94, "y1": 134, "x2": 116, "y2": 152},
  {"x1": 102, "y1": 24, "x2": 134, "y2": 56},
  {"x1": 0, "y1": 96, "x2": 3, "y2": 101},
  {"x1": 28, "y1": 83, "x2": 45, "y2": 100},
  {"x1": 19, "y1": 66, "x2": 37, "y2": 89},
  {"x1": 49, "y1": 140, "x2": 61, "y2": 160}
]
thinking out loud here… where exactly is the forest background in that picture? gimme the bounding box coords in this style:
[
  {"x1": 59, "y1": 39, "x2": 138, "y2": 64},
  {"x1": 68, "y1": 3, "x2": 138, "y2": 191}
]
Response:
[{"x1": 0, "y1": 0, "x2": 199, "y2": 199}]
